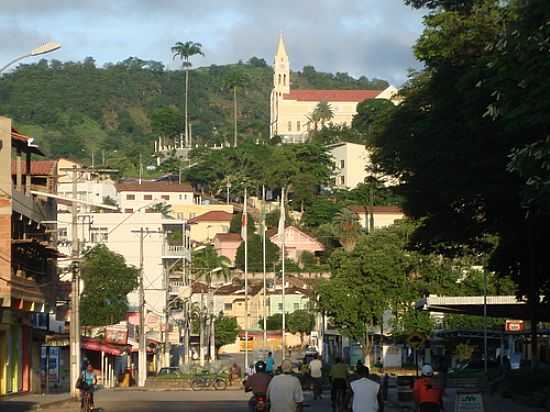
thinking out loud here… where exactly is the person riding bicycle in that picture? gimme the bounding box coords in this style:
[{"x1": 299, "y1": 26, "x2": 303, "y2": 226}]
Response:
[
  {"x1": 329, "y1": 357, "x2": 349, "y2": 410},
  {"x1": 413, "y1": 365, "x2": 444, "y2": 412},
  {"x1": 81, "y1": 362, "x2": 97, "y2": 410},
  {"x1": 245, "y1": 361, "x2": 273, "y2": 412}
]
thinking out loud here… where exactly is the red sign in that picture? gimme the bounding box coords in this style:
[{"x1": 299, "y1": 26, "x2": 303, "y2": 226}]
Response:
[
  {"x1": 104, "y1": 327, "x2": 128, "y2": 345},
  {"x1": 505, "y1": 320, "x2": 525, "y2": 332}
]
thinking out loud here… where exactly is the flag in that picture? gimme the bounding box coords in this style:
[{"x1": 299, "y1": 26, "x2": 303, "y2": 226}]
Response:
[
  {"x1": 261, "y1": 185, "x2": 267, "y2": 236},
  {"x1": 241, "y1": 188, "x2": 248, "y2": 242},
  {"x1": 278, "y1": 187, "x2": 285, "y2": 244}
]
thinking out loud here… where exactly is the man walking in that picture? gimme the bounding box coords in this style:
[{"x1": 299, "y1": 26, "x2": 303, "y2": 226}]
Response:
[
  {"x1": 266, "y1": 351, "x2": 275, "y2": 375},
  {"x1": 309, "y1": 354, "x2": 323, "y2": 400},
  {"x1": 347, "y1": 365, "x2": 384, "y2": 412},
  {"x1": 267, "y1": 359, "x2": 304, "y2": 412}
]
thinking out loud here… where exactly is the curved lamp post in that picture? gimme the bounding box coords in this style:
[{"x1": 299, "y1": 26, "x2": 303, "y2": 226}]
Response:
[{"x1": 0, "y1": 41, "x2": 61, "y2": 73}]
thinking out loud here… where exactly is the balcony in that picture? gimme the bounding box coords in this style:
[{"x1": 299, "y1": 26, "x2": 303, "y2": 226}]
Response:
[{"x1": 162, "y1": 245, "x2": 191, "y2": 261}]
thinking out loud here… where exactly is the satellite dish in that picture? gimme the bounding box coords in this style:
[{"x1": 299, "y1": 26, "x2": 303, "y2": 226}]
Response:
[{"x1": 178, "y1": 286, "x2": 192, "y2": 300}]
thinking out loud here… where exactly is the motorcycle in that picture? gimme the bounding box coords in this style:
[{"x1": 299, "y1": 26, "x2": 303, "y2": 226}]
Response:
[{"x1": 253, "y1": 393, "x2": 268, "y2": 411}]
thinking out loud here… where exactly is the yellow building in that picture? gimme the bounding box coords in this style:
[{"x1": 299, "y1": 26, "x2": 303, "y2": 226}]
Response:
[{"x1": 270, "y1": 35, "x2": 400, "y2": 143}]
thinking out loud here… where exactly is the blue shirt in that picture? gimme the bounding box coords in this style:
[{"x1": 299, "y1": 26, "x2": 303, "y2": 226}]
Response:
[
  {"x1": 82, "y1": 370, "x2": 95, "y2": 386},
  {"x1": 266, "y1": 356, "x2": 274, "y2": 373}
]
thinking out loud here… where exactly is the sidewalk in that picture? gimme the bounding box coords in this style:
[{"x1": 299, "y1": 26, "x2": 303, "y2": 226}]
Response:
[{"x1": 0, "y1": 392, "x2": 75, "y2": 412}]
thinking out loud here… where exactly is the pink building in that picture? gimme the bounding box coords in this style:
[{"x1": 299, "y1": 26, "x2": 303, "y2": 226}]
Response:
[
  {"x1": 213, "y1": 232, "x2": 242, "y2": 265},
  {"x1": 270, "y1": 226, "x2": 325, "y2": 262}
]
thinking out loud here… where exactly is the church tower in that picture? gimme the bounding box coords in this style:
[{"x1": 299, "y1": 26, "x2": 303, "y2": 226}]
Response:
[{"x1": 273, "y1": 33, "x2": 290, "y2": 95}]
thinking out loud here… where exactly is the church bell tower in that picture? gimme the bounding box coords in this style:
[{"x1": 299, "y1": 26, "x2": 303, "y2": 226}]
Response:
[{"x1": 273, "y1": 33, "x2": 290, "y2": 95}]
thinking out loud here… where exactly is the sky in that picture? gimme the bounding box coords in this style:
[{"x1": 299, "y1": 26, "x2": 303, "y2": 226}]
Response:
[{"x1": 2, "y1": 0, "x2": 426, "y2": 85}]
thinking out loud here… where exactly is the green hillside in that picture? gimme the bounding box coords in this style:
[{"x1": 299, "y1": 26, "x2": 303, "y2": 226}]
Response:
[{"x1": 0, "y1": 56, "x2": 388, "y2": 175}]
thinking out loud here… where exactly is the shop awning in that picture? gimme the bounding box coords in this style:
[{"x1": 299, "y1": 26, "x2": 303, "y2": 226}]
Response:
[{"x1": 81, "y1": 337, "x2": 130, "y2": 356}]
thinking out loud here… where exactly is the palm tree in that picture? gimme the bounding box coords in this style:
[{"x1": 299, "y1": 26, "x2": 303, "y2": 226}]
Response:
[
  {"x1": 332, "y1": 208, "x2": 362, "y2": 252},
  {"x1": 171, "y1": 41, "x2": 205, "y2": 147},
  {"x1": 223, "y1": 70, "x2": 248, "y2": 147},
  {"x1": 150, "y1": 202, "x2": 173, "y2": 218},
  {"x1": 314, "y1": 101, "x2": 335, "y2": 128},
  {"x1": 191, "y1": 246, "x2": 231, "y2": 361}
]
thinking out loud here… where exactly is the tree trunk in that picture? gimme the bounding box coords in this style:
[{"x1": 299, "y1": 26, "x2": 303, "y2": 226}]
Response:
[
  {"x1": 185, "y1": 67, "x2": 189, "y2": 147},
  {"x1": 233, "y1": 87, "x2": 238, "y2": 147}
]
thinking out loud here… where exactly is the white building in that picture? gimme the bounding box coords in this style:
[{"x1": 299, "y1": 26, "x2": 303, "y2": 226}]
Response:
[
  {"x1": 328, "y1": 142, "x2": 371, "y2": 189},
  {"x1": 348, "y1": 205, "x2": 405, "y2": 230},
  {"x1": 56, "y1": 158, "x2": 117, "y2": 212},
  {"x1": 116, "y1": 181, "x2": 194, "y2": 213}
]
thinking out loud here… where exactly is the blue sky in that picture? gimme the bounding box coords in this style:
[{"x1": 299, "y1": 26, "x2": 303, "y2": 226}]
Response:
[{"x1": 2, "y1": 0, "x2": 426, "y2": 85}]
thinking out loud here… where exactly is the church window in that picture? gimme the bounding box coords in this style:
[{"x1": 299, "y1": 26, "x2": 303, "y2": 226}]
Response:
[
  {"x1": 297, "y1": 121, "x2": 301, "y2": 131},
  {"x1": 278, "y1": 74, "x2": 281, "y2": 85},
  {"x1": 288, "y1": 121, "x2": 292, "y2": 132},
  {"x1": 283, "y1": 74, "x2": 287, "y2": 86}
]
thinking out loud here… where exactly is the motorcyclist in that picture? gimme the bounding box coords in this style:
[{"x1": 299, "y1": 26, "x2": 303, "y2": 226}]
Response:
[
  {"x1": 413, "y1": 365, "x2": 444, "y2": 412},
  {"x1": 244, "y1": 360, "x2": 273, "y2": 412}
]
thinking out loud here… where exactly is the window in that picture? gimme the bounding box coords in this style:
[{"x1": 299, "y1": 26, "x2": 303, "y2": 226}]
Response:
[
  {"x1": 90, "y1": 227, "x2": 108, "y2": 243},
  {"x1": 288, "y1": 121, "x2": 292, "y2": 132},
  {"x1": 340, "y1": 176, "x2": 345, "y2": 185},
  {"x1": 178, "y1": 194, "x2": 182, "y2": 200},
  {"x1": 124, "y1": 208, "x2": 133, "y2": 213},
  {"x1": 283, "y1": 74, "x2": 286, "y2": 86},
  {"x1": 296, "y1": 121, "x2": 301, "y2": 131},
  {"x1": 294, "y1": 303, "x2": 300, "y2": 311},
  {"x1": 278, "y1": 74, "x2": 281, "y2": 85},
  {"x1": 58, "y1": 227, "x2": 68, "y2": 240},
  {"x1": 224, "y1": 303, "x2": 233, "y2": 311},
  {"x1": 340, "y1": 160, "x2": 345, "y2": 169},
  {"x1": 126, "y1": 194, "x2": 135, "y2": 200},
  {"x1": 144, "y1": 194, "x2": 152, "y2": 200},
  {"x1": 161, "y1": 195, "x2": 170, "y2": 200},
  {"x1": 176, "y1": 213, "x2": 185, "y2": 220},
  {"x1": 278, "y1": 303, "x2": 283, "y2": 311}
]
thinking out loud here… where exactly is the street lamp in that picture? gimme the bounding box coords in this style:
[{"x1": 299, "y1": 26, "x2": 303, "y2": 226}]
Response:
[{"x1": 0, "y1": 41, "x2": 61, "y2": 73}]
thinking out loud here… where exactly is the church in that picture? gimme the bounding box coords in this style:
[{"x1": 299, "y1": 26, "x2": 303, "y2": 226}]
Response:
[{"x1": 270, "y1": 35, "x2": 399, "y2": 143}]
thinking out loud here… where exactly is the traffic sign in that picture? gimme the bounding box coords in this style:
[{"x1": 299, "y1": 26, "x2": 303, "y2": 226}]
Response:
[{"x1": 407, "y1": 332, "x2": 426, "y2": 349}]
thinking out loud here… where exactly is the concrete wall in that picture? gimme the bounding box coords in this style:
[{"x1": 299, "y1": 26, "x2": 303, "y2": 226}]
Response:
[{"x1": 118, "y1": 190, "x2": 193, "y2": 212}]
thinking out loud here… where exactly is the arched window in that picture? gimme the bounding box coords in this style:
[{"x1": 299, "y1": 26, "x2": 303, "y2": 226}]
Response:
[
  {"x1": 278, "y1": 74, "x2": 281, "y2": 85},
  {"x1": 288, "y1": 121, "x2": 292, "y2": 132},
  {"x1": 283, "y1": 74, "x2": 287, "y2": 86}
]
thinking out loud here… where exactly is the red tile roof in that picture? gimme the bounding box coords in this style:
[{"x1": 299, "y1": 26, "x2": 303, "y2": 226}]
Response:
[
  {"x1": 213, "y1": 232, "x2": 242, "y2": 242},
  {"x1": 348, "y1": 205, "x2": 404, "y2": 214},
  {"x1": 188, "y1": 211, "x2": 234, "y2": 224},
  {"x1": 283, "y1": 89, "x2": 381, "y2": 102},
  {"x1": 11, "y1": 128, "x2": 44, "y2": 155},
  {"x1": 115, "y1": 181, "x2": 193, "y2": 193},
  {"x1": 11, "y1": 160, "x2": 57, "y2": 176}
]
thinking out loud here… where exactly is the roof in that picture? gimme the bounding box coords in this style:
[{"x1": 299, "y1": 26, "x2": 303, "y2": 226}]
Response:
[
  {"x1": 348, "y1": 205, "x2": 404, "y2": 215},
  {"x1": 188, "y1": 211, "x2": 234, "y2": 224},
  {"x1": 115, "y1": 181, "x2": 193, "y2": 193},
  {"x1": 11, "y1": 160, "x2": 57, "y2": 176},
  {"x1": 213, "y1": 232, "x2": 242, "y2": 242},
  {"x1": 270, "y1": 286, "x2": 311, "y2": 296},
  {"x1": 11, "y1": 128, "x2": 44, "y2": 155},
  {"x1": 283, "y1": 89, "x2": 381, "y2": 102}
]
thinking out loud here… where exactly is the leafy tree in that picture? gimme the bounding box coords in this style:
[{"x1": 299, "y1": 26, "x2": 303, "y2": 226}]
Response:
[
  {"x1": 287, "y1": 310, "x2": 315, "y2": 345},
  {"x1": 214, "y1": 315, "x2": 240, "y2": 350},
  {"x1": 80, "y1": 245, "x2": 139, "y2": 326},
  {"x1": 229, "y1": 212, "x2": 256, "y2": 236},
  {"x1": 301, "y1": 197, "x2": 343, "y2": 227},
  {"x1": 332, "y1": 208, "x2": 363, "y2": 252},
  {"x1": 352, "y1": 98, "x2": 396, "y2": 142},
  {"x1": 259, "y1": 313, "x2": 283, "y2": 331},
  {"x1": 171, "y1": 41, "x2": 204, "y2": 147},
  {"x1": 151, "y1": 107, "x2": 183, "y2": 138},
  {"x1": 308, "y1": 124, "x2": 364, "y2": 145},
  {"x1": 235, "y1": 233, "x2": 280, "y2": 272}
]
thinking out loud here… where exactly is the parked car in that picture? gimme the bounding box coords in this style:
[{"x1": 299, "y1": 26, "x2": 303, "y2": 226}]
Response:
[{"x1": 157, "y1": 367, "x2": 181, "y2": 377}]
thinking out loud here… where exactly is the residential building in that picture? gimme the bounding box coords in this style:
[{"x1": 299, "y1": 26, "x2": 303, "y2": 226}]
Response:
[
  {"x1": 188, "y1": 210, "x2": 233, "y2": 243},
  {"x1": 269, "y1": 226, "x2": 325, "y2": 262},
  {"x1": 116, "y1": 181, "x2": 194, "y2": 213},
  {"x1": 268, "y1": 287, "x2": 311, "y2": 316},
  {"x1": 171, "y1": 203, "x2": 233, "y2": 221},
  {"x1": 270, "y1": 34, "x2": 400, "y2": 143},
  {"x1": 213, "y1": 233, "x2": 242, "y2": 265},
  {"x1": 56, "y1": 158, "x2": 117, "y2": 213},
  {"x1": 1, "y1": 119, "x2": 59, "y2": 395},
  {"x1": 328, "y1": 142, "x2": 370, "y2": 189},
  {"x1": 348, "y1": 205, "x2": 405, "y2": 230}
]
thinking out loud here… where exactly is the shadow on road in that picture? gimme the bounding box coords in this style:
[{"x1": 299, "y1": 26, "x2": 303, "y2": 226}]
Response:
[
  {"x1": 96, "y1": 400, "x2": 249, "y2": 411},
  {"x1": 0, "y1": 401, "x2": 39, "y2": 412}
]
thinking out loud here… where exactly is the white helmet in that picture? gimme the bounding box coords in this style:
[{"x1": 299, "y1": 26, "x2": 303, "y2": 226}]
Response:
[{"x1": 421, "y1": 364, "x2": 433, "y2": 377}]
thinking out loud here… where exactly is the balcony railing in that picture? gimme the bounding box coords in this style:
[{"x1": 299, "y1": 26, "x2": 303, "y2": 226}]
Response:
[{"x1": 162, "y1": 245, "x2": 191, "y2": 261}]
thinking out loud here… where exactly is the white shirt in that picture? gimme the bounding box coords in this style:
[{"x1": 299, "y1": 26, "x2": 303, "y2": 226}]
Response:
[
  {"x1": 309, "y1": 359, "x2": 323, "y2": 378},
  {"x1": 350, "y1": 377, "x2": 381, "y2": 412},
  {"x1": 267, "y1": 374, "x2": 304, "y2": 412}
]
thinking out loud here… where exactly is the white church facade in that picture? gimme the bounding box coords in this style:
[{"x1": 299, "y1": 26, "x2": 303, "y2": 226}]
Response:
[{"x1": 270, "y1": 35, "x2": 399, "y2": 143}]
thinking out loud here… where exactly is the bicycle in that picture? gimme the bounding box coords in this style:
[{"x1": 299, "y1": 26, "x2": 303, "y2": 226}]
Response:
[
  {"x1": 191, "y1": 371, "x2": 227, "y2": 391},
  {"x1": 80, "y1": 388, "x2": 93, "y2": 412},
  {"x1": 332, "y1": 385, "x2": 348, "y2": 412}
]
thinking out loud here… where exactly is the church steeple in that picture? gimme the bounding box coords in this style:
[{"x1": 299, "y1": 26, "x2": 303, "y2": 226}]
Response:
[{"x1": 273, "y1": 33, "x2": 290, "y2": 95}]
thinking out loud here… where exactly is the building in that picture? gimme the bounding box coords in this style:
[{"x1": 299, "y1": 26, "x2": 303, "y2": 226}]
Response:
[
  {"x1": 171, "y1": 203, "x2": 233, "y2": 221},
  {"x1": 56, "y1": 158, "x2": 117, "y2": 213},
  {"x1": 270, "y1": 34, "x2": 400, "y2": 143},
  {"x1": 268, "y1": 287, "x2": 311, "y2": 316},
  {"x1": 269, "y1": 226, "x2": 325, "y2": 262},
  {"x1": 328, "y1": 142, "x2": 371, "y2": 189},
  {"x1": 213, "y1": 233, "x2": 242, "y2": 265},
  {"x1": 348, "y1": 205, "x2": 405, "y2": 230},
  {"x1": 1, "y1": 119, "x2": 59, "y2": 395},
  {"x1": 116, "y1": 181, "x2": 194, "y2": 213},
  {"x1": 187, "y1": 210, "x2": 233, "y2": 243}
]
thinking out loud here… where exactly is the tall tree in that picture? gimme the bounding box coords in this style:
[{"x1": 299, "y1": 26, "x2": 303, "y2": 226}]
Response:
[
  {"x1": 235, "y1": 234, "x2": 280, "y2": 272},
  {"x1": 80, "y1": 245, "x2": 139, "y2": 326},
  {"x1": 223, "y1": 69, "x2": 249, "y2": 147},
  {"x1": 331, "y1": 208, "x2": 363, "y2": 252},
  {"x1": 171, "y1": 41, "x2": 204, "y2": 147}
]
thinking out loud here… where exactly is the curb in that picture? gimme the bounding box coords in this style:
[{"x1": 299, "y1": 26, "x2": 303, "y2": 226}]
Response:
[{"x1": 37, "y1": 397, "x2": 77, "y2": 411}]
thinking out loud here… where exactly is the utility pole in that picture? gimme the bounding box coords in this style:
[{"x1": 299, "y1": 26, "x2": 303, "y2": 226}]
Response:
[
  {"x1": 138, "y1": 227, "x2": 146, "y2": 387},
  {"x1": 244, "y1": 187, "x2": 249, "y2": 370},
  {"x1": 262, "y1": 185, "x2": 267, "y2": 344},
  {"x1": 70, "y1": 164, "x2": 81, "y2": 397}
]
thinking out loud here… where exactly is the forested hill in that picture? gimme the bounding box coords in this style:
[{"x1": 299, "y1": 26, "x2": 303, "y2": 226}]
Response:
[{"x1": 0, "y1": 56, "x2": 388, "y2": 174}]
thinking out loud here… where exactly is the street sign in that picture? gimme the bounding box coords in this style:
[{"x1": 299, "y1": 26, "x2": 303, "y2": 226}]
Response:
[
  {"x1": 455, "y1": 390, "x2": 485, "y2": 412},
  {"x1": 407, "y1": 332, "x2": 426, "y2": 349},
  {"x1": 505, "y1": 320, "x2": 525, "y2": 332}
]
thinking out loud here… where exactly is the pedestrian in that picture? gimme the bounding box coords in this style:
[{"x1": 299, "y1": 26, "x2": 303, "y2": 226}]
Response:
[
  {"x1": 230, "y1": 362, "x2": 242, "y2": 385},
  {"x1": 413, "y1": 365, "x2": 443, "y2": 412},
  {"x1": 265, "y1": 351, "x2": 275, "y2": 375},
  {"x1": 309, "y1": 354, "x2": 323, "y2": 400},
  {"x1": 267, "y1": 359, "x2": 304, "y2": 412},
  {"x1": 329, "y1": 357, "x2": 349, "y2": 408},
  {"x1": 346, "y1": 365, "x2": 384, "y2": 412}
]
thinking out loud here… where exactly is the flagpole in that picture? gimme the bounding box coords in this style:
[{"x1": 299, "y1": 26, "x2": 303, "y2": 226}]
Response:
[
  {"x1": 281, "y1": 187, "x2": 286, "y2": 361},
  {"x1": 262, "y1": 185, "x2": 267, "y2": 346},
  {"x1": 244, "y1": 187, "x2": 249, "y2": 372}
]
